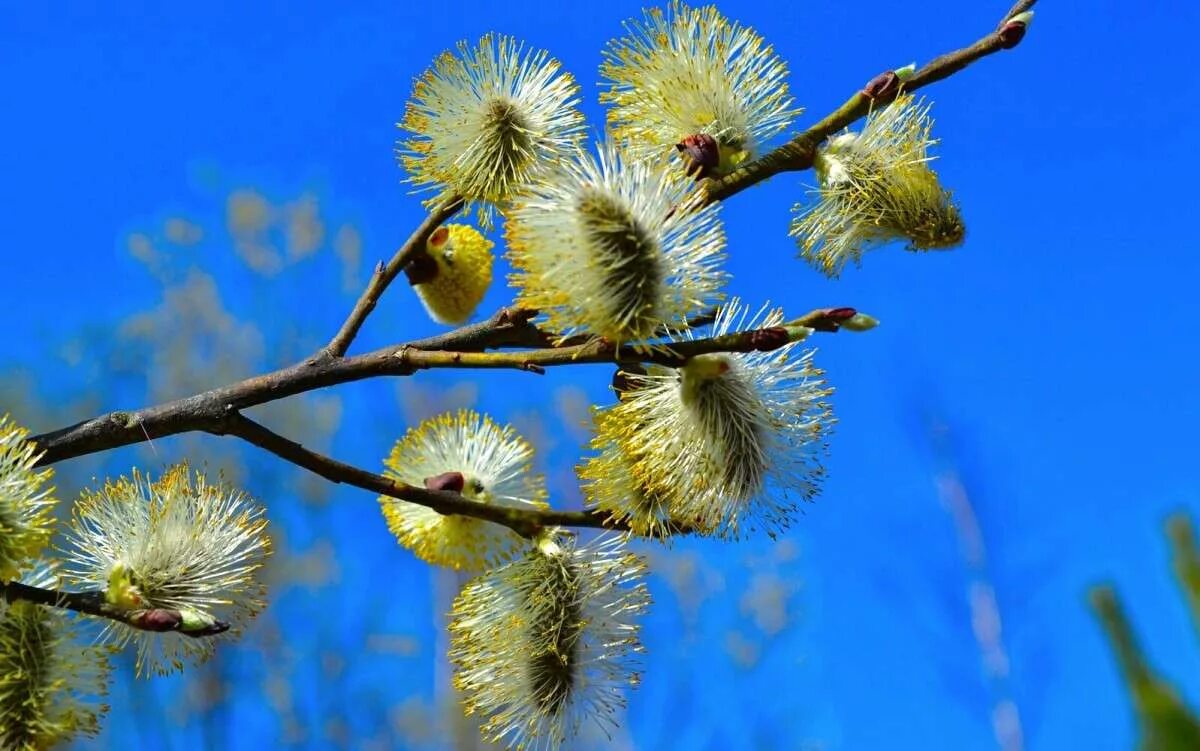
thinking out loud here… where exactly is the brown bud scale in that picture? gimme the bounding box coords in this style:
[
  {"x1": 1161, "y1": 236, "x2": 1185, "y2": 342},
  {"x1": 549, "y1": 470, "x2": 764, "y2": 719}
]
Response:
[
  {"x1": 676, "y1": 133, "x2": 720, "y2": 179},
  {"x1": 998, "y1": 21, "x2": 1027, "y2": 49},
  {"x1": 133, "y1": 608, "x2": 183, "y2": 632},
  {"x1": 404, "y1": 250, "x2": 439, "y2": 285},
  {"x1": 863, "y1": 70, "x2": 901, "y2": 101},
  {"x1": 424, "y1": 471, "x2": 466, "y2": 494},
  {"x1": 748, "y1": 327, "x2": 790, "y2": 351}
]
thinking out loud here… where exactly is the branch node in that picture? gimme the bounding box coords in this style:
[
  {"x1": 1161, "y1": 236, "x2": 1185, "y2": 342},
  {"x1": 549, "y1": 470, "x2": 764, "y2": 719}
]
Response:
[{"x1": 591, "y1": 336, "x2": 617, "y2": 358}]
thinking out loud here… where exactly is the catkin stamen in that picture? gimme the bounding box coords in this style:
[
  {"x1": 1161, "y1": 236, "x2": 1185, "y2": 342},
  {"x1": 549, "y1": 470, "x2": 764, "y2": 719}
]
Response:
[
  {"x1": 682, "y1": 357, "x2": 770, "y2": 501},
  {"x1": 527, "y1": 555, "x2": 584, "y2": 716},
  {"x1": 0, "y1": 605, "x2": 51, "y2": 744},
  {"x1": 577, "y1": 190, "x2": 663, "y2": 337},
  {"x1": 480, "y1": 98, "x2": 534, "y2": 197}
]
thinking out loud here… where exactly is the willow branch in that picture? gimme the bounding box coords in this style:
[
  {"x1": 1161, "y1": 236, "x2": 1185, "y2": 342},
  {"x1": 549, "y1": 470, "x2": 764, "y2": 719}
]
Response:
[
  {"x1": 323, "y1": 197, "x2": 465, "y2": 358},
  {"x1": 210, "y1": 412, "x2": 613, "y2": 537},
  {"x1": 404, "y1": 306, "x2": 551, "y2": 352},
  {"x1": 30, "y1": 307, "x2": 854, "y2": 466},
  {"x1": 701, "y1": 0, "x2": 1037, "y2": 204},
  {"x1": 396, "y1": 306, "x2": 857, "y2": 373},
  {"x1": 1, "y1": 580, "x2": 229, "y2": 637}
]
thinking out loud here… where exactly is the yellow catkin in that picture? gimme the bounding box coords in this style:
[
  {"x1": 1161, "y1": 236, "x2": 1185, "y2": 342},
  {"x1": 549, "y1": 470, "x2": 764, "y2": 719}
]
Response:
[
  {"x1": 0, "y1": 567, "x2": 111, "y2": 750},
  {"x1": 582, "y1": 300, "x2": 835, "y2": 539},
  {"x1": 449, "y1": 534, "x2": 649, "y2": 750},
  {"x1": 504, "y1": 142, "x2": 726, "y2": 348},
  {"x1": 792, "y1": 94, "x2": 965, "y2": 277},
  {"x1": 397, "y1": 34, "x2": 585, "y2": 227},
  {"x1": 0, "y1": 415, "x2": 56, "y2": 581},
  {"x1": 600, "y1": 1, "x2": 799, "y2": 175},
  {"x1": 379, "y1": 410, "x2": 546, "y2": 571},
  {"x1": 412, "y1": 224, "x2": 495, "y2": 325},
  {"x1": 62, "y1": 464, "x2": 271, "y2": 677}
]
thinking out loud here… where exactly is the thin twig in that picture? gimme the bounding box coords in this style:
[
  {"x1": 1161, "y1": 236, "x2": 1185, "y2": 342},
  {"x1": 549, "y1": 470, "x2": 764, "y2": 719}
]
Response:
[
  {"x1": 211, "y1": 412, "x2": 613, "y2": 537},
  {"x1": 701, "y1": 0, "x2": 1037, "y2": 204},
  {"x1": 1, "y1": 580, "x2": 229, "y2": 637},
  {"x1": 323, "y1": 198, "x2": 465, "y2": 358}
]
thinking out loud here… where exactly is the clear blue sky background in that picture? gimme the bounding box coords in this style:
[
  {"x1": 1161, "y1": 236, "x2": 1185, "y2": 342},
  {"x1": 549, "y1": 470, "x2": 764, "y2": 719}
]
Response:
[{"x1": 3, "y1": 1, "x2": 1200, "y2": 749}]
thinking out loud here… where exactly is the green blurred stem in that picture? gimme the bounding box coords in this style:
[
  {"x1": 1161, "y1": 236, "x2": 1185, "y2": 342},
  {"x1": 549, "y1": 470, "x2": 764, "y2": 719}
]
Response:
[
  {"x1": 1089, "y1": 585, "x2": 1200, "y2": 750},
  {"x1": 1167, "y1": 514, "x2": 1200, "y2": 637}
]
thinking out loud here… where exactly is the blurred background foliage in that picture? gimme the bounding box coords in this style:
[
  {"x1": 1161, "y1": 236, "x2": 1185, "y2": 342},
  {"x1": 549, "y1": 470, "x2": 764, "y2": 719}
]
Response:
[
  {"x1": 1089, "y1": 516, "x2": 1200, "y2": 751},
  {"x1": 5, "y1": 179, "x2": 818, "y2": 749},
  {"x1": 5, "y1": 2, "x2": 1200, "y2": 748},
  {"x1": 12, "y1": 175, "x2": 1199, "y2": 750}
]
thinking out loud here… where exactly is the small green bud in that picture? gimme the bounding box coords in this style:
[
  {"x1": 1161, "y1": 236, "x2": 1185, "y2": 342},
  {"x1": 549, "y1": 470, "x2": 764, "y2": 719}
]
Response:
[
  {"x1": 179, "y1": 607, "x2": 219, "y2": 633},
  {"x1": 840, "y1": 313, "x2": 880, "y2": 332},
  {"x1": 785, "y1": 324, "x2": 815, "y2": 342}
]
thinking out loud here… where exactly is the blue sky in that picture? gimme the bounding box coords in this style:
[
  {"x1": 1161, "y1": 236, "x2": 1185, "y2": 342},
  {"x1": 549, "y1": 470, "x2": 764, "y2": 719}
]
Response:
[{"x1": 3, "y1": 1, "x2": 1200, "y2": 749}]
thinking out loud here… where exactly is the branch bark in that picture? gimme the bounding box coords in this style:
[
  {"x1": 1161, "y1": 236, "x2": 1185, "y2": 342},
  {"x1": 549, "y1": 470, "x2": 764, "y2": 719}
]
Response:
[
  {"x1": 29, "y1": 307, "x2": 853, "y2": 467},
  {"x1": 700, "y1": 0, "x2": 1037, "y2": 204}
]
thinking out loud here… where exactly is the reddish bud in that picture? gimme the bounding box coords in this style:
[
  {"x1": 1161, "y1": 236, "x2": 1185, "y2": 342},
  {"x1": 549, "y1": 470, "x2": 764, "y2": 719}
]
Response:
[
  {"x1": 403, "y1": 250, "x2": 439, "y2": 285},
  {"x1": 132, "y1": 609, "x2": 183, "y2": 632},
  {"x1": 424, "y1": 471, "x2": 465, "y2": 494},
  {"x1": 675, "y1": 133, "x2": 720, "y2": 179},
  {"x1": 592, "y1": 336, "x2": 616, "y2": 356},
  {"x1": 863, "y1": 70, "x2": 901, "y2": 101},
  {"x1": 998, "y1": 20, "x2": 1027, "y2": 49},
  {"x1": 428, "y1": 226, "x2": 450, "y2": 247},
  {"x1": 802, "y1": 307, "x2": 858, "y2": 332},
  {"x1": 748, "y1": 327, "x2": 791, "y2": 351},
  {"x1": 824, "y1": 307, "x2": 858, "y2": 322}
]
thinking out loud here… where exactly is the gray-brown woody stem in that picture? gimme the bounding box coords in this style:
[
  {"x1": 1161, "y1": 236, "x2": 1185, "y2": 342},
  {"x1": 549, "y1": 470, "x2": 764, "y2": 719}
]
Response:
[{"x1": 30, "y1": 308, "x2": 853, "y2": 537}]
